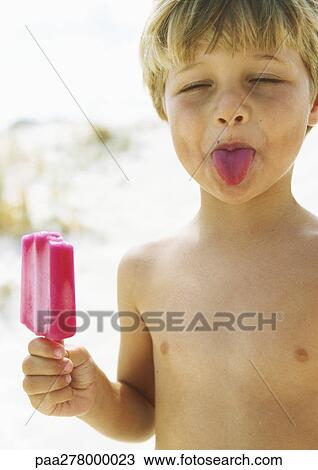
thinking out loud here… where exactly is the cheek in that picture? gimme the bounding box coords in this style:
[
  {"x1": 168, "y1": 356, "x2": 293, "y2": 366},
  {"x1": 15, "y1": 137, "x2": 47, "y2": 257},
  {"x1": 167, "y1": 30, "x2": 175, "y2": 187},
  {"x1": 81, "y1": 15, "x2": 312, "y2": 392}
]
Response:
[
  {"x1": 168, "y1": 99, "x2": 206, "y2": 172},
  {"x1": 263, "y1": 86, "x2": 307, "y2": 127},
  {"x1": 263, "y1": 89, "x2": 308, "y2": 157}
]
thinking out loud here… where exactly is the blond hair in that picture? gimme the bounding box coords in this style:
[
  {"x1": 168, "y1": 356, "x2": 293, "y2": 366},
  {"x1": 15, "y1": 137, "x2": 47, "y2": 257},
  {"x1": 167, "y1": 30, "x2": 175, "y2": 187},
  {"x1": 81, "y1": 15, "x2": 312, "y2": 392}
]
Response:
[{"x1": 139, "y1": 0, "x2": 318, "y2": 135}]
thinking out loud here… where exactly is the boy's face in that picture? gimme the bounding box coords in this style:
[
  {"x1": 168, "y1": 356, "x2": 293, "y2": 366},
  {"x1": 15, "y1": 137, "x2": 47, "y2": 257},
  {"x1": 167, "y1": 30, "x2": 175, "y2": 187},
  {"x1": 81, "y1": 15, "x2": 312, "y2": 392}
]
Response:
[{"x1": 164, "y1": 44, "x2": 318, "y2": 202}]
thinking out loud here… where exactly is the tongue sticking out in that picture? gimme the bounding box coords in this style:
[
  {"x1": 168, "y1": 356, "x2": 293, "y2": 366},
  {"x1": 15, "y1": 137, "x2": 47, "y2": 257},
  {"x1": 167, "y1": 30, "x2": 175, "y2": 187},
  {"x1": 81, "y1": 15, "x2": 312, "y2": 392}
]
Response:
[{"x1": 212, "y1": 148, "x2": 255, "y2": 186}]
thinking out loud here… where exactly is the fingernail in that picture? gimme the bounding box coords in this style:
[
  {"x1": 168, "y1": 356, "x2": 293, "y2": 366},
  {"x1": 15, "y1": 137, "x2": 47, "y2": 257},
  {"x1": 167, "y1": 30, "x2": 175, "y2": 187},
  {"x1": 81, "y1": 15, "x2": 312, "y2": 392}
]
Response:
[{"x1": 54, "y1": 350, "x2": 63, "y2": 359}]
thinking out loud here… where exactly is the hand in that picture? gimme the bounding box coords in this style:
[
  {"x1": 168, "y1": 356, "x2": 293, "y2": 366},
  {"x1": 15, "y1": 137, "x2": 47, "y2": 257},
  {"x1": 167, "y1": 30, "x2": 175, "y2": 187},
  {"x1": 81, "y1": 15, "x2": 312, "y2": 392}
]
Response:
[{"x1": 22, "y1": 337, "x2": 98, "y2": 417}]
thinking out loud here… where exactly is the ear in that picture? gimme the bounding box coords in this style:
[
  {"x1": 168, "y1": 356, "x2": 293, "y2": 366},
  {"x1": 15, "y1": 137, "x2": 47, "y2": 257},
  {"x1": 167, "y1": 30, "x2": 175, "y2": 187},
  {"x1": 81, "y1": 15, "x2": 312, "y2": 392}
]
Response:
[
  {"x1": 162, "y1": 93, "x2": 169, "y2": 122},
  {"x1": 308, "y1": 93, "x2": 318, "y2": 127}
]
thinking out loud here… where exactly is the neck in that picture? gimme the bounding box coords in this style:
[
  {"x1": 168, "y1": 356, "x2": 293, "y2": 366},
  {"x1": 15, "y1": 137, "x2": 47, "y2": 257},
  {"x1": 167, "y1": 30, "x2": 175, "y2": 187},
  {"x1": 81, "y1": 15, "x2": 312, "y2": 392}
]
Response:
[{"x1": 193, "y1": 168, "x2": 308, "y2": 247}]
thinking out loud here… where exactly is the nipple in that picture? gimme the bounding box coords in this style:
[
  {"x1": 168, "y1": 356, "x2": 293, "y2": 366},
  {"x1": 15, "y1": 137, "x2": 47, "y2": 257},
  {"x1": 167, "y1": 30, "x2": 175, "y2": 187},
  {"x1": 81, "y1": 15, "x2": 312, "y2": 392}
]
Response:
[
  {"x1": 160, "y1": 341, "x2": 169, "y2": 355},
  {"x1": 294, "y1": 347, "x2": 309, "y2": 362}
]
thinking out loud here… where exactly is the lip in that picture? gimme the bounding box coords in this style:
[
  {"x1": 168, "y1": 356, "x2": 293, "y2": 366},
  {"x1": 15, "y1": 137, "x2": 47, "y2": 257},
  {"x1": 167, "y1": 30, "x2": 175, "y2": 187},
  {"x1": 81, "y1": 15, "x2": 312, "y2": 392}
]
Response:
[{"x1": 211, "y1": 141, "x2": 256, "y2": 153}]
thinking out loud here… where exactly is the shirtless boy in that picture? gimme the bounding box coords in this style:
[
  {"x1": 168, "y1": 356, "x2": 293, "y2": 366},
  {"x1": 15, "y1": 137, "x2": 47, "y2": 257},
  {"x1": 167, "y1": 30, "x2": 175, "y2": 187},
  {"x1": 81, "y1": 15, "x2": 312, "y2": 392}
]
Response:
[{"x1": 22, "y1": 0, "x2": 318, "y2": 449}]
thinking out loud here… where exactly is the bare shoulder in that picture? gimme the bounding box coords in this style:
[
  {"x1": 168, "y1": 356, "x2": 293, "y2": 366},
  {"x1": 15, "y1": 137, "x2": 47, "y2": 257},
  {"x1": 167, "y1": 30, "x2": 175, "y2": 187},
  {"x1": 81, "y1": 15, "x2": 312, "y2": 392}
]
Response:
[
  {"x1": 119, "y1": 237, "x2": 164, "y2": 265},
  {"x1": 290, "y1": 211, "x2": 318, "y2": 281},
  {"x1": 299, "y1": 211, "x2": 318, "y2": 249},
  {"x1": 117, "y1": 234, "x2": 180, "y2": 276},
  {"x1": 117, "y1": 232, "x2": 186, "y2": 309}
]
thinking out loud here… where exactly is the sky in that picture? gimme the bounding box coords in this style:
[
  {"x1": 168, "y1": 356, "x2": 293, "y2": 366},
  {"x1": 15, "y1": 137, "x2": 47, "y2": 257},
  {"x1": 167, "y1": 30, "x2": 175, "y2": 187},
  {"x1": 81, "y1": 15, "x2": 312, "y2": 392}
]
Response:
[{"x1": 0, "y1": 0, "x2": 155, "y2": 130}]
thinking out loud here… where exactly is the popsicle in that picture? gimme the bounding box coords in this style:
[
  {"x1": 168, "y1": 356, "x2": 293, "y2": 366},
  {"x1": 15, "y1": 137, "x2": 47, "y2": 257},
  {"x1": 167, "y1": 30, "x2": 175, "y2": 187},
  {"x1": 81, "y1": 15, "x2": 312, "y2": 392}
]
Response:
[{"x1": 20, "y1": 231, "x2": 76, "y2": 341}]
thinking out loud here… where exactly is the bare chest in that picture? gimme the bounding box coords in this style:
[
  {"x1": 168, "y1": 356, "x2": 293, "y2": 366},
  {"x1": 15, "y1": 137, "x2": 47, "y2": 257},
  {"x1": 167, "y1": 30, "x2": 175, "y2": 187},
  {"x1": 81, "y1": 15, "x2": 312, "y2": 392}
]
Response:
[{"x1": 140, "y1": 245, "x2": 318, "y2": 448}]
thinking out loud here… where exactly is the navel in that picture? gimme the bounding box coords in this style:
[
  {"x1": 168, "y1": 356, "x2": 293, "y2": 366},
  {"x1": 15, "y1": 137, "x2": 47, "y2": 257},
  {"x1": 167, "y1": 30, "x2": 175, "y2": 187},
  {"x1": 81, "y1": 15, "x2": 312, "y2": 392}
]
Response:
[
  {"x1": 294, "y1": 347, "x2": 309, "y2": 362},
  {"x1": 160, "y1": 341, "x2": 169, "y2": 355}
]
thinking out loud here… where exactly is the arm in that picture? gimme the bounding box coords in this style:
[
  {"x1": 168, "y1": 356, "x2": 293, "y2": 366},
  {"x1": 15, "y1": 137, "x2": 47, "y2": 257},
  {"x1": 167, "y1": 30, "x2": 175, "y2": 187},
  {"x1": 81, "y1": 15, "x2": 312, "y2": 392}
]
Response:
[{"x1": 78, "y1": 246, "x2": 155, "y2": 443}]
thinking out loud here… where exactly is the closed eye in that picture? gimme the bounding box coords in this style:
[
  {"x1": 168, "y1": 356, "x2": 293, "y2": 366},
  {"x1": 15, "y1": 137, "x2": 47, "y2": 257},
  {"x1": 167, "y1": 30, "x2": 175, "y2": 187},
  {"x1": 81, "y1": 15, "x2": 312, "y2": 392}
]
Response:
[
  {"x1": 182, "y1": 78, "x2": 282, "y2": 93},
  {"x1": 250, "y1": 78, "x2": 282, "y2": 84},
  {"x1": 181, "y1": 83, "x2": 210, "y2": 92}
]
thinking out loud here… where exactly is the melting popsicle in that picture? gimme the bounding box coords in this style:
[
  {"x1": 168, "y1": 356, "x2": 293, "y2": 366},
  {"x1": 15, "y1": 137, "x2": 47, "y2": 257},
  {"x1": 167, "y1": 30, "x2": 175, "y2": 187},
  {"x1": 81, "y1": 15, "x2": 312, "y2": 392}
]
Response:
[{"x1": 20, "y1": 231, "x2": 76, "y2": 341}]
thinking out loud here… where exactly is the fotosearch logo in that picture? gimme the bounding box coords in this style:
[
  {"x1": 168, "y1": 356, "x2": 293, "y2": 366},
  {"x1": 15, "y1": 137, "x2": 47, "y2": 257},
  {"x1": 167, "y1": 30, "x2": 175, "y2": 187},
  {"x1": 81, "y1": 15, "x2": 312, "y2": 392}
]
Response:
[{"x1": 36, "y1": 310, "x2": 282, "y2": 333}]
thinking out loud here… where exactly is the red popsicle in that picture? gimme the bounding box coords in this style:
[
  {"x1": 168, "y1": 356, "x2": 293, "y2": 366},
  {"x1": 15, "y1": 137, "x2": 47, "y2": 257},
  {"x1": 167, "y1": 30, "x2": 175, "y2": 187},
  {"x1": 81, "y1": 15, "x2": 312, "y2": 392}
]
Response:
[{"x1": 20, "y1": 231, "x2": 76, "y2": 341}]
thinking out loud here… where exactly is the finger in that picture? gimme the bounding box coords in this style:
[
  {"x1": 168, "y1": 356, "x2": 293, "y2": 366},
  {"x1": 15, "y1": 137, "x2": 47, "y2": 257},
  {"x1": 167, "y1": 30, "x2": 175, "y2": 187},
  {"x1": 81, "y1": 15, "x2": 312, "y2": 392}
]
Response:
[
  {"x1": 22, "y1": 355, "x2": 73, "y2": 376},
  {"x1": 23, "y1": 374, "x2": 72, "y2": 395},
  {"x1": 29, "y1": 385, "x2": 73, "y2": 413},
  {"x1": 28, "y1": 337, "x2": 66, "y2": 359},
  {"x1": 56, "y1": 340, "x2": 69, "y2": 358},
  {"x1": 54, "y1": 339, "x2": 70, "y2": 358}
]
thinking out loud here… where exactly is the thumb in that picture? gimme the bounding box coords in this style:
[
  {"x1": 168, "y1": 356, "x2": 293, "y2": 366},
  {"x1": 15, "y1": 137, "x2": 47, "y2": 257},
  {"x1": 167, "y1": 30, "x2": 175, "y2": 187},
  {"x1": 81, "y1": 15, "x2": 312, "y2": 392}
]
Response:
[
  {"x1": 60, "y1": 345, "x2": 97, "y2": 390},
  {"x1": 59, "y1": 343, "x2": 92, "y2": 369}
]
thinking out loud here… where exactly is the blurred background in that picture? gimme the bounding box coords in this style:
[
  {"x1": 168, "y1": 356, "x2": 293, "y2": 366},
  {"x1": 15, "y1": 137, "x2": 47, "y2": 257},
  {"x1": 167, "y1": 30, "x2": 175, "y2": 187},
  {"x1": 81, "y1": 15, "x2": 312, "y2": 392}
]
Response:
[{"x1": 1, "y1": 0, "x2": 318, "y2": 451}]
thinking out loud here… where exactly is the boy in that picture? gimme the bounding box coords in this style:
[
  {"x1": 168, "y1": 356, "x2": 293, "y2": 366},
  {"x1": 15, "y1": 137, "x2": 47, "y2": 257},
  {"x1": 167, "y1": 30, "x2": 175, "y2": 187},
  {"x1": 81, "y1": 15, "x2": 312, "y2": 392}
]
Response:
[{"x1": 22, "y1": 0, "x2": 318, "y2": 449}]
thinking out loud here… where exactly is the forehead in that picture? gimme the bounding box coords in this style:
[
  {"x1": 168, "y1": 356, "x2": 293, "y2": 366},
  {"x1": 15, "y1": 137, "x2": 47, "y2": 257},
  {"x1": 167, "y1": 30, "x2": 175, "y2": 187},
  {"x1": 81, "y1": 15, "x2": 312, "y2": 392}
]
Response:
[{"x1": 169, "y1": 43, "x2": 303, "y2": 77}]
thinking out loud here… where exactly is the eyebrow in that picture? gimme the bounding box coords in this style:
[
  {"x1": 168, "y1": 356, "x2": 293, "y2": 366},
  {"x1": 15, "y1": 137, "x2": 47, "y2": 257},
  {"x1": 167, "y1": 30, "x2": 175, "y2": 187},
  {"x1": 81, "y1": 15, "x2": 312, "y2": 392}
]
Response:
[
  {"x1": 174, "y1": 54, "x2": 283, "y2": 76},
  {"x1": 253, "y1": 54, "x2": 283, "y2": 63}
]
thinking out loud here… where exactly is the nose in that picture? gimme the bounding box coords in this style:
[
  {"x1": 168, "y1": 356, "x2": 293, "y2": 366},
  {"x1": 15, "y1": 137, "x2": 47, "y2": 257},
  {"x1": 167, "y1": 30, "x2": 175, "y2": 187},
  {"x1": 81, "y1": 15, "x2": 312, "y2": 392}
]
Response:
[{"x1": 213, "y1": 99, "x2": 249, "y2": 127}]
